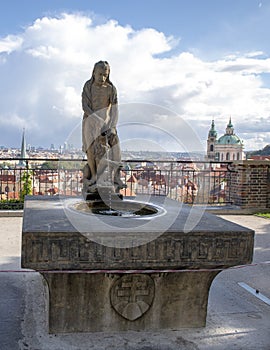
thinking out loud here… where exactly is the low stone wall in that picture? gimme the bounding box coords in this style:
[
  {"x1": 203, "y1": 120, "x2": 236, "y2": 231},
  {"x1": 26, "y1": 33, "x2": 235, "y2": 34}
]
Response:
[{"x1": 230, "y1": 160, "x2": 270, "y2": 209}]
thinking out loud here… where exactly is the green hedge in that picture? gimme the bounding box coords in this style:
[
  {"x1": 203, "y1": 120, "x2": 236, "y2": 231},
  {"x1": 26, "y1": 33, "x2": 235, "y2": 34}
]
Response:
[{"x1": 0, "y1": 200, "x2": 24, "y2": 210}]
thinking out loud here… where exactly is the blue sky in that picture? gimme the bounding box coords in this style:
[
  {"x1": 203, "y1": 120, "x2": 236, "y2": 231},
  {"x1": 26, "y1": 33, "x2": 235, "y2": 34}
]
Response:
[
  {"x1": 1, "y1": 1, "x2": 268, "y2": 56},
  {"x1": 0, "y1": 0, "x2": 270, "y2": 151}
]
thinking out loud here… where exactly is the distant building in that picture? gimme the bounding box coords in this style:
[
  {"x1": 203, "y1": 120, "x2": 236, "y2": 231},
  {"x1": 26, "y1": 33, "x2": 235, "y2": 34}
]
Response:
[
  {"x1": 206, "y1": 118, "x2": 245, "y2": 161},
  {"x1": 249, "y1": 155, "x2": 270, "y2": 161}
]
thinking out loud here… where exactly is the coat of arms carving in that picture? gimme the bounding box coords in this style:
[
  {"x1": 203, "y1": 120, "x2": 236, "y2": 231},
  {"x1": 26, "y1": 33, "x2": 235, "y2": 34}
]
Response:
[{"x1": 110, "y1": 274, "x2": 155, "y2": 321}]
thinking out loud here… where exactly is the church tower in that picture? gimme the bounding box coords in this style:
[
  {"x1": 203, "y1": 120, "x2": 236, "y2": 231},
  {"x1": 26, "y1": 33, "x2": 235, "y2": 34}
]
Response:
[
  {"x1": 18, "y1": 128, "x2": 27, "y2": 167},
  {"x1": 206, "y1": 120, "x2": 217, "y2": 161}
]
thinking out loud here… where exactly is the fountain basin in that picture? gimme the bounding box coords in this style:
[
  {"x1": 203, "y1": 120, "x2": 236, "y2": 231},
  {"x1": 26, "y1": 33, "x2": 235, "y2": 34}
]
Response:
[{"x1": 70, "y1": 199, "x2": 166, "y2": 218}]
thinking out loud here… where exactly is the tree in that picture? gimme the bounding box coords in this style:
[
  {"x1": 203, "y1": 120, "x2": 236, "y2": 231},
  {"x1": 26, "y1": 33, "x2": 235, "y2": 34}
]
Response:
[
  {"x1": 40, "y1": 161, "x2": 58, "y2": 170},
  {"x1": 20, "y1": 170, "x2": 33, "y2": 201}
]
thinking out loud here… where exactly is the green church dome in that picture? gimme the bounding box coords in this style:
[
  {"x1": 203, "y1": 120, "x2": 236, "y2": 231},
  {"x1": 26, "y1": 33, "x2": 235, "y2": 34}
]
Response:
[{"x1": 217, "y1": 134, "x2": 242, "y2": 145}]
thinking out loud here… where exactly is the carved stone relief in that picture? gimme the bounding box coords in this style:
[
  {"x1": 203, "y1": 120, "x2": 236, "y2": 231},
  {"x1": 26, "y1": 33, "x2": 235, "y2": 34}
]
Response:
[{"x1": 110, "y1": 274, "x2": 155, "y2": 321}]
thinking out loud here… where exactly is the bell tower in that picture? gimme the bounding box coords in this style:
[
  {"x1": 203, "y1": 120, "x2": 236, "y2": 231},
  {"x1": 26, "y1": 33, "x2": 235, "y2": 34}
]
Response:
[{"x1": 206, "y1": 120, "x2": 217, "y2": 161}]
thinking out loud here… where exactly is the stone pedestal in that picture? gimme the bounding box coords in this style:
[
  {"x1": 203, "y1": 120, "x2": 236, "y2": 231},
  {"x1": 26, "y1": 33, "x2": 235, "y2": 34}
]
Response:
[
  {"x1": 42, "y1": 271, "x2": 218, "y2": 333},
  {"x1": 21, "y1": 196, "x2": 254, "y2": 333}
]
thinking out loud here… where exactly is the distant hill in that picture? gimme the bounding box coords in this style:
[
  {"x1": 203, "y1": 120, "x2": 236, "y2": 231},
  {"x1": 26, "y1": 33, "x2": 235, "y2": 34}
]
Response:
[
  {"x1": 247, "y1": 144, "x2": 270, "y2": 156},
  {"x1": 121, "y1": 150, "x2": 205, "y2": 161}
]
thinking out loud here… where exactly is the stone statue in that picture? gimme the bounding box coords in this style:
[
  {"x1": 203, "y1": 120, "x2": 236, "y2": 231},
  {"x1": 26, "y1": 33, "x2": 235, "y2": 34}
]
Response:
[{"x1": 82, "y1": 61, "x2": 125, "y2": 199}]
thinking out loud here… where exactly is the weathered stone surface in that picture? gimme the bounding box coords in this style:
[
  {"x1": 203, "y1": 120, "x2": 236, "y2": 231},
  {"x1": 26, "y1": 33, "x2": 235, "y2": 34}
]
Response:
[
  {"x1": 42, "y1": 271, "x2": 219, "y2": 333},
  {"x1": 21, "y1": 195, "x2": 254, "y2": 332},
  {"x1": 22, "y1": 231, "x2": 253, "y2": 270},
  {"x1": 110, "y1": 274, "x2": 155, "y2": 321},
  {"x1": 22, "y1": 196, "x2": 254, "y2": 271}
]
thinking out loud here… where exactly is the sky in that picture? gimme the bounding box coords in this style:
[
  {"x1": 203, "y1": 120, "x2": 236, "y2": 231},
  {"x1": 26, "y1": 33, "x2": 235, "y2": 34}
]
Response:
[{"x1": 1, "y1": 0, "x2": 270, "y2": 152}]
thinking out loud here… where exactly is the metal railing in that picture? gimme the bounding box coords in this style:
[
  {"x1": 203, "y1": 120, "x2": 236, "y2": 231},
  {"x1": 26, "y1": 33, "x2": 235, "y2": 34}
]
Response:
[{"x1": 0, "y1": 158, "x2": 233, "y2": 209}]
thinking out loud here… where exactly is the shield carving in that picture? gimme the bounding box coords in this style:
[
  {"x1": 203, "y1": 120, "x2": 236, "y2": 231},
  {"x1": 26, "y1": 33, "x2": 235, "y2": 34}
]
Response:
[{"x1": 110, "y1": 274, "x2": 155, "y2": 321}]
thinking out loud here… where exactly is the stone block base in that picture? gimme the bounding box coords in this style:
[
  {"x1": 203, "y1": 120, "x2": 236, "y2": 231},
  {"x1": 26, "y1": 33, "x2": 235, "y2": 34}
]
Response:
[
  {"x1": 42, "y1": 271, "x2": 219, "y2": 333},
  {"x1": 22, "y1": 196, "x2": 254, "y2": 333}
]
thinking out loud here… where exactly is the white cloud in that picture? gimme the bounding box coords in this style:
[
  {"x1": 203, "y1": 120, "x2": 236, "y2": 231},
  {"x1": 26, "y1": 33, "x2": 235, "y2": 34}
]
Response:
[
  {"x1": 0, "y1": 34, "x2": 23, "y2": 54},
  {"x1": 0, "y1": 13, "x2": 270, "y2": 151},
  {"x1": 245, "y1": 51, "x2": 265, "y2": 58}
]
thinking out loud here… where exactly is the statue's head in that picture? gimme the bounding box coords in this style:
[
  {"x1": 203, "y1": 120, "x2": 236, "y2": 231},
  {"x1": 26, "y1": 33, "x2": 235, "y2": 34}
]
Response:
[{"x1": 91, "y1": 61, "x2": 111, "y2": 85}]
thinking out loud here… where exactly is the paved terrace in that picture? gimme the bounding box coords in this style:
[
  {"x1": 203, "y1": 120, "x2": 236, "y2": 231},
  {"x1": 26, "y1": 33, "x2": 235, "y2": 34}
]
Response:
[{"x1": 0, "y1": 213, "x2": 269, "y2": 350}]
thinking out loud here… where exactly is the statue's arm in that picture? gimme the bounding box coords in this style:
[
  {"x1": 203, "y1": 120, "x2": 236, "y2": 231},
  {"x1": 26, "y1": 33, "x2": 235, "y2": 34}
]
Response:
[
  {"x1": 109, "y1": 85, "x2": 119, "y2": 129},
  {"x1": 82, "y1": 81, "x2": 94, "y2": 117}
]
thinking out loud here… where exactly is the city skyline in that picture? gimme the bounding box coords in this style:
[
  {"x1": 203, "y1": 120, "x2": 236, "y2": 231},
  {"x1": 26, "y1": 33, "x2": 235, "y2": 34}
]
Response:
[
  {"x1": 0, "y1": 117, "x2": 247, "y2": 156},
  {"x1": 1, "y1": 1, "x2": 270, "y2": 151}
]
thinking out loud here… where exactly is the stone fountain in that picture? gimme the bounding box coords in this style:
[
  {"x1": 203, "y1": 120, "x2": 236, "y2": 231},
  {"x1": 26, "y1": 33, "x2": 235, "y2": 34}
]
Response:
[{"x1": 21, "y1": 61, "x2": 254, "y2": 333}]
